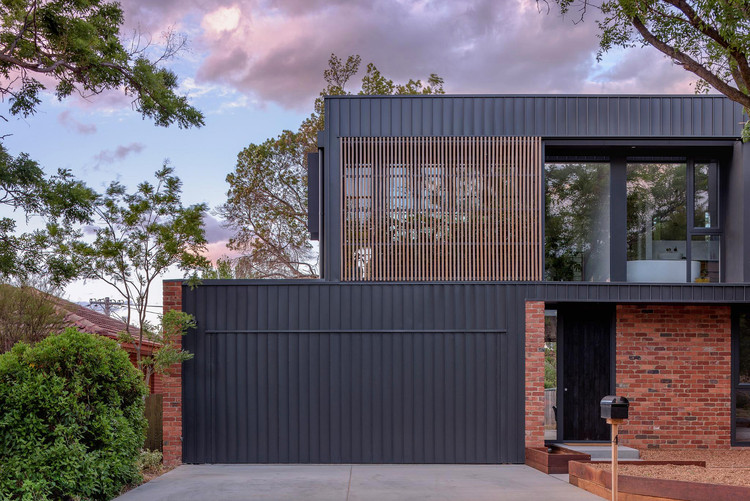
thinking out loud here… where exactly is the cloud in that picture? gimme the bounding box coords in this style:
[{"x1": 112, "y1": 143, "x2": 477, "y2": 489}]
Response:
[
  {"x1": 203, "y1": 213, "x2": 234, "y2": 243},
  {"x1": 57, "y1": 110, "x2": 97, "y2": 134},
  {"x1": 117, "y1": 0, "x2": 701, "y2": 113},
  {"x1": 203, "y1": 241, "x2": 243, "y2": 263},
  {"x1": 93, "y1": 142, "x2": 146, "y2": 167}
]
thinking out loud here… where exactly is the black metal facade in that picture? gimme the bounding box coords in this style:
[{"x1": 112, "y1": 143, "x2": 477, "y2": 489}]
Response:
[
  {"x1": 180, "y1": 280, "x2": 750, "y2": 463},
  {"x1": 319, "y1": 95, "x2": 747, "y2": 281},
  {"x1": 180, "y1": 95, "x2": 750, "y2": 464}
]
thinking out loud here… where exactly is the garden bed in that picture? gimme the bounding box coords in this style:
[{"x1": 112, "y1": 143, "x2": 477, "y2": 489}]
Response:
[
  {"x1": 569, "y1": 459, "x2": 750, "y2": 501},
  {"x1": 525, "y1": 446, "x2": 591, "y2": 474}
]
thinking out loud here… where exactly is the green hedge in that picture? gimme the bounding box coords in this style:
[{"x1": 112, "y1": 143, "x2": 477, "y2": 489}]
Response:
[{"x1": 0, "y1": 328, "x2": 147, "y2": 500}]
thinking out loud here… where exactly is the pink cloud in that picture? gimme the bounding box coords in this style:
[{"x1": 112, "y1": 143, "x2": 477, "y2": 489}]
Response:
[
  {"x1": 116, "y1": 0, "x2": 703, "y2": 112},
  {"x1": 58, "y1": 110, "x2": 97, "y2": 134},
  {"x1": 203, "y1": 240, "x2": 242, "y2": 263}
]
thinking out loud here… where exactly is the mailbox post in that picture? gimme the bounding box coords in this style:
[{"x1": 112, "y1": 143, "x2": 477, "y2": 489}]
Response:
[{"x1": 600, "y1": 396, "x2": 629, "y2": 501}]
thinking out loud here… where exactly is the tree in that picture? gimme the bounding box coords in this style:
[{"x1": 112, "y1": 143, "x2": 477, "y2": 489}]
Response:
[
  {"x1": 0, "y1": 282, "x2": 66, "y2": 353},
  {"x1": 0, "y1": 0, "x2": 203, "y2": 128},
  {"x1": 541, "y1": 1, "x2": 750, "y2": 137},
  {"x1": 201, "y1": 256, "x2": 238, "y2": 279},
  {"x1": 75, "y1": 164, "x2": 209, "y2": 381},
  {"x1": 0, "y1": 145, "x2": 97, "y2": 285},
  {"x1": 219, "y1": 54, "x2": 445, "y2": 278}
]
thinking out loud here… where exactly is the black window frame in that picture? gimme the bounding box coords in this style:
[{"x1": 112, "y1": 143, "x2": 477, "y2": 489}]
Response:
[{"x1": 543, "y1": 144, "x2": 726, "y2": 283}]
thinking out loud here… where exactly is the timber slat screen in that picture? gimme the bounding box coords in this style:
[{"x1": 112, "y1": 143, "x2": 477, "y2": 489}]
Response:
[{"x1": 341, "y1": 136, "x2": 542, "y2": 281}]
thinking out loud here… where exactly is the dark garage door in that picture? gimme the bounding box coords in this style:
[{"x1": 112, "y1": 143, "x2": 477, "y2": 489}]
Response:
[{"x1": 183, "y1": 330, "x2": 505, "y2": 463}]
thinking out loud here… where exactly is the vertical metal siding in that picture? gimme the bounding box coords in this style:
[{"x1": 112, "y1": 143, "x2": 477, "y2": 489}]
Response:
[
  {"x1": 181, "y1": 281, "x2": 750, "y2": 464},
  {"x1": 191, "y1": 330, "x2": 506, "y2": 463},
  {"x1": 182, "y1": 282, "x2": 523, "y2": 464},
  {"x1": 326, "y1": 95, "x2": 744, "y2": 138}
]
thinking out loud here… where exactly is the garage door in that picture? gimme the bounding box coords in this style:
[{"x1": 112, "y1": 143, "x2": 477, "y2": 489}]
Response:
[{"x1": 182, "y1": 330, "x2": 506, "y2": 463}]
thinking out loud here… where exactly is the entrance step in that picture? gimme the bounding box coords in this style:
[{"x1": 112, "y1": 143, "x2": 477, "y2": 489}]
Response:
[{"x1": 559, "y1": 443, "x2": 640, "y2": 461}]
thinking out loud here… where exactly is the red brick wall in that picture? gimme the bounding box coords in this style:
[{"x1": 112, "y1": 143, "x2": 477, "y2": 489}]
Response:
[
  {"x1": 616, "y1": 304, "x2": 732, "y2": 449},
  {"x1": 525, "y1": 300, "x2": 546, "y2": 448},
  {"x1": 162, "y1": 281, "x2": 183, "y2": 465}
]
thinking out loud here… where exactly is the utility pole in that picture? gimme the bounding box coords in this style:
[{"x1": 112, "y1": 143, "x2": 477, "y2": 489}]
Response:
[{"x1": 88, "y1": 297, "x2": 126, "y2": 317}]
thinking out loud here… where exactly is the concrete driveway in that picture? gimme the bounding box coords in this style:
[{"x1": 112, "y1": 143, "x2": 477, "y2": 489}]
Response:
[{"x1": 116, "y1": 464, "x2": 600, "y2": 501}]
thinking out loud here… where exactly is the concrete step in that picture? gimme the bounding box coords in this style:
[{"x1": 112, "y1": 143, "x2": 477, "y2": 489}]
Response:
[{"x1": 559, "y1": 443, "x2": 640, "y2": 461}]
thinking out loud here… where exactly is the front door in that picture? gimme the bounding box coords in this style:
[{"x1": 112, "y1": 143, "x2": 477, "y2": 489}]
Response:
[{"x1": 558, "y1": 303, "x2": 613, "y2": 441}]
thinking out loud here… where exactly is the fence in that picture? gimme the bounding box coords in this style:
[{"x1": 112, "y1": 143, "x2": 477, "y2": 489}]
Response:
[{"x1": 144, "y1": 393, "x2": 163, "y2": 452}]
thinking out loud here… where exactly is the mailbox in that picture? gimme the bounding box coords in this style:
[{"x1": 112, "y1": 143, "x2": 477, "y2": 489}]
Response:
[{"x1": 600, "y1": 395, "x2": 629, "y2": 420}]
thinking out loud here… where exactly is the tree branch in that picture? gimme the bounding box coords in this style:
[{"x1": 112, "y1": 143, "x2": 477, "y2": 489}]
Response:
[
  {"x1": 662, "y1": 0, "x2": 750, "y2": 97},
  {"x1": 631, "y1": 15, "x2": 750, "y2": 109}
]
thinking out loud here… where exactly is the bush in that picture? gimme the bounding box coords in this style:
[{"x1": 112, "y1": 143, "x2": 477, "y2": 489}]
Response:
[
  {"x1": 0, "y1": 328, "x2": 148, "y2": 500},
  {"x1": 138, "y1": 449, "x2": 163, "y2": 474}
]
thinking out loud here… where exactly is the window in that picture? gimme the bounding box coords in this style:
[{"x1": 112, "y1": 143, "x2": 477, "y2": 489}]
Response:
[
  {"x1": 545, "y1": 163, "x2": 610, "y2": 281},
  {"x1": 733, "y1": 309, "x2": 750, "y2": 445},
  {"x1": 624, "y1": 160, "x2": 721, "y2": 283},
  {"x1": 626, "y1": 163, "x2": 688, "y2": 283}
]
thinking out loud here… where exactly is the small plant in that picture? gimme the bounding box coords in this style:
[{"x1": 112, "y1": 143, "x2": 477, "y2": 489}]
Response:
[{"x1": 138, "y1": 449, "x2": 164, "y2": 474}]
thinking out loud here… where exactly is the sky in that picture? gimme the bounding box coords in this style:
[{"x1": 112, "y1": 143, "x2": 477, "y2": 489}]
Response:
[{"x1": 1, "y1": 0, "x2": 703, "y2": 319}]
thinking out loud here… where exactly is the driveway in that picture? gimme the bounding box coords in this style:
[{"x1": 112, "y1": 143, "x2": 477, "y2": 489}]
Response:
[{"x1": 116, "y1": 464, "x2": 600, "y2": 501}]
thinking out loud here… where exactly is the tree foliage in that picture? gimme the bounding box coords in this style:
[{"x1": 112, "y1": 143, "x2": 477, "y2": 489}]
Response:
[
  {"x1": 0, "y1": 328, "x2": 147, "y2": 500},
  {"x1": 0, "y1": 282, "x2": 66, "y2": 353},
  {"x1": 542, "y1": 0, "x2": 750, "y2": 136},
  {"x1": 118, "y1": 309, "x2": 195, "y2": 389},
  {"x1": 0, "y1": 0, "x2": 203, "y2": 128},
  {"x1": 75, "y1": 165, "x2": 209, "y2": 374},
  {"x1": 0, "y1": 144, "x2": 97, "y2": 285},
  {"x1": 219, "y1": 54, "x2": 445, "y2": 278}
]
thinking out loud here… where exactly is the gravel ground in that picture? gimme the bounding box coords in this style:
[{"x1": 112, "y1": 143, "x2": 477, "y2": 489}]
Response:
[
  {"x1": 592, "y1": 464, "x2": 750, "y2": 488},
  {"x1": 589, "y1": 450, "x2": 750, "y2": 488},
  {"x1": 640, "y1": 449, "x2": 750, "y2": 468}
]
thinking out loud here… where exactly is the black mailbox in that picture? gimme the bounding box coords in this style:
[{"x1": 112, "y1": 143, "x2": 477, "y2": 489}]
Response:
[{"x1": 600, "y1": 395, "x2": 629, "y2": 420}]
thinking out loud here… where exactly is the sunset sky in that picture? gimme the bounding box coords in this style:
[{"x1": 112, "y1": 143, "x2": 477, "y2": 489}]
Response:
[{"x1": 2, "y1": 0, "x2": 704, "y2": 314}]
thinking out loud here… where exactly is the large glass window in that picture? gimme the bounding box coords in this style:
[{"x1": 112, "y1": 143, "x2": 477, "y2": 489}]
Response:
[
  {"x1": 544, "y1": 156, "x2": 721, "y2": 283},
  {"x1": 626, "y1": 163, "x2": 688, "y2": 283},
  {"x1": 625, "y1": 161, "x2": 721, "y2": 283},
  {"x1": 734, "y1": 310, "x2": 750, "y2": 445},
  {"x1": 545, "y1": 163, "x2": 610, "y2": 281}
]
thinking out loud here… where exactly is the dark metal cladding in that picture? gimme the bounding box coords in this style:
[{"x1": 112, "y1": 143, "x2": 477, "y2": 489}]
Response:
[
  {"x1": 320, "y1": 95, "x2": 746, "y2": 281},
  {"x1": 323, "y1": 95, "x2": 745, "y2": 139},
  {"x1": 179, "y1": 280, "x2": 750, "y2": 464},
  {"x1": 181, "y1": 281, "x2": 515, "y2": 464}
]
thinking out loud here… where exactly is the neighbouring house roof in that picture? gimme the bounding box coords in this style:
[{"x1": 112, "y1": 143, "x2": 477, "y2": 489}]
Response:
[{"x1": 51, "y1": 295, "x2": 160, "y2": 354}]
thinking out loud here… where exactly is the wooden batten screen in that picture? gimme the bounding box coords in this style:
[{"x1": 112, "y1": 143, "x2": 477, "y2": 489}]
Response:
[{"x1": 340, "y1": 136, "x2": 542, "y2": 281}]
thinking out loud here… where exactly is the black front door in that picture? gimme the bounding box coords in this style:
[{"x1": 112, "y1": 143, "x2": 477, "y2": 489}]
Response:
[{"x1": 558, "y1": 303, "x2": 613, "y2": 441}]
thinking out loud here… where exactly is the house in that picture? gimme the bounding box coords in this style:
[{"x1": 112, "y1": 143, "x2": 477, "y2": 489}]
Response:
[
  {"x1": 54, "y1": 295, "x2": 162, "y2": 394},
  {"x1": 161, "y1": 94, "x2": 750, "y2": 466}
]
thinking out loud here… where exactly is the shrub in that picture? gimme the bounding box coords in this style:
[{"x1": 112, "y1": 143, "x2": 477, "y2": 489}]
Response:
[
  {"x1": 0, "y1": 328, "x2": 147, "y2": 500},
  {"x1": 138, "y1": 449, "x2": 163, "y2": 474}
]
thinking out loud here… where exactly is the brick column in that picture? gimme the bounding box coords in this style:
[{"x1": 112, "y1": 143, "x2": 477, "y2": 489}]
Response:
[
  {"x1": 525, "y1": 300, "x2": 546, "y2": 448},
  {"x1": 162, "y1": 280, "x2": 183, "y2": 466}
]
